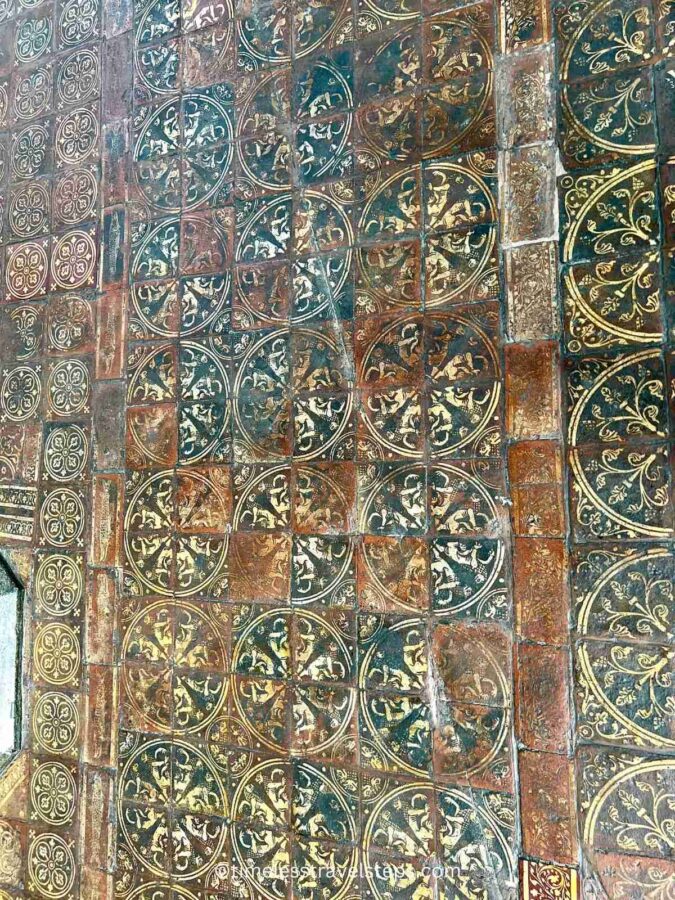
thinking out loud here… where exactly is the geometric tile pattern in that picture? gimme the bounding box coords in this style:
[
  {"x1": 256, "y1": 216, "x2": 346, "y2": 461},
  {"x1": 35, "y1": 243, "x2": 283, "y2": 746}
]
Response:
[
  {"x1": 0, "y1": 0, "x2": 671, "y2": 898},
  {"x1": 118, "y1": 0, "x2": 519, "y2": 896},
  {"x1": 1, "y1": 0, "x2": 100, "y2": 894},
  {"x1": 557, "y1": 0, "x2": 675, "y2": 894}
]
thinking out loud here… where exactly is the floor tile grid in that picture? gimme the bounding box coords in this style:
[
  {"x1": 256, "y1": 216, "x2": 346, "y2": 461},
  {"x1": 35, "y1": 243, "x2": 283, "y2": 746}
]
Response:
[
  {"x1": 0, "y1": 0, "x2": 107, "y2": 894},
  {"x1": 555, "y1": 0, "x2": 675, "y2": 894},
  {"x1": 115, "y1": 1, "x2": 524, "y2": 900}
]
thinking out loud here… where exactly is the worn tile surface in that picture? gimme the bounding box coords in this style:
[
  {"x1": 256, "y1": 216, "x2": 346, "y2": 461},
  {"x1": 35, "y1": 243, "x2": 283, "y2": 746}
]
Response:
[{"x1": 0, "y1": 0, "x2": 671, "y2": 898}]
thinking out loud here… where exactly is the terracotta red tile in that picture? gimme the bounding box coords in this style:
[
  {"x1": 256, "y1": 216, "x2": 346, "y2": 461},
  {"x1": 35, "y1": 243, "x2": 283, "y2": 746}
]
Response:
[
  {"x1": 229, "y1": 531, "x2": 291, "y2": 602},
  {"x1": 92, "y1": 474, "x2": 123, "y2": 567},
  {"x1": 433, "y1": 621, "x2": 512, "y2": 708},
  {"x1": 80, "y1": 868, "x2": 114, "y2": 900},
  {"x1": 97, "y1": 290, "x2": 126, "y2": 379},
  {"x1": 358, "y1": 535, "x2": 429, "y2": 613},
  {"x1": 517, "y1": 643, "x2": 571, "y2": 753},
  {"x1": 511, "y1": 482, "x2": 565, "y2": 537},
  {"x1": 80, "y1": 767, "x2": 115, "y2": 871},
  {"x1": 519, "y1": 750, "x2": 578, "y2": 865},
  {"x1": 126, "y1": 403, "x2": 178, "y2": 469},
  {"x1": 434, "y1": 701, "x2": 514, "y2": 792},
  {"x1": 292, "y1": 462, "x2": 356, "y2": 534},
  {"x1": 509, "y1": 440, "x2": 563, "y2": 485},
  {"x1": 176, "y1": 466, "x2": 232, "y2": 533},
  {"x1": 505, "y1": 342, "x2": 560, "y2": 440},
  {"x1": 514, "y1": 538, "x2": 569, "y2": 645},
  {"x1": 83, "y1": 665, "x2": 116, "y2": 768},
  {"x1": 86, "y1": 571, "x2": 117, "y2": 666},
  {"x1": 509, "y1": 441, "x2": 565, "y2": 537},
  {"x1": 354, "y1": 313, "x2": 424, "y2": 388}
]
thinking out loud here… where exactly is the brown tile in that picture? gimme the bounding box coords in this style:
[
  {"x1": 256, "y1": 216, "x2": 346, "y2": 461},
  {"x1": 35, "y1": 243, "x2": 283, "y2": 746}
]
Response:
[
  {"x1": 514, "y1": 538, "x2": 569, "y2": 645},
  {"x1": 506, "y1": 342, "x2": 560, "y2": 440},
  {"x1": 517, "y1": 643, "x2": 571, "y2": 753},
  {"x1": 86, "y1": 570, "x2": 117, "y2": 666},
  {"x1": 499, "y1": 48, "x2": 554, "y2": 147},
  {"x1": 91, "y1": 474, "x2": 123, "y2": 567},
  {"x1": 96, "y1": 290, "x2": 126, "y2": 379},
  {"x1": 80, "y1": 766, "x2": 115, "y2": 871},
  {"x1": 358, "y1": 535, "x2": 429, "y2": 613},
  {"x1": 594, "y1": 852, "x2": 675, "y2": 898},
  {"x1": 433, "y1": 620, "x2": 512, "y2": 708},
  {"x1": 502, "y1": 144, "x2": 557, "y2": 245},
  {"x1": 505, "y1": 242, "x2": 558, "y2": 342},
  {"x1": 519, "y1": 750, "x2": 578, "y2": 865},
  {"x1": 500, "y1": 0, "x2": 551, "y2": 52},
  {"x1": 83, "y1": 665, "x2": 116, "y2": 768},
  {"x1": 521, "y1": 859, "x2": 579, "y2": 899},
  {"x1": 229, "y1": 531, "x2": 291, "y2": 602},
  {"x1": 509, "y1": 440, "x2": 562, "y2": 485}
]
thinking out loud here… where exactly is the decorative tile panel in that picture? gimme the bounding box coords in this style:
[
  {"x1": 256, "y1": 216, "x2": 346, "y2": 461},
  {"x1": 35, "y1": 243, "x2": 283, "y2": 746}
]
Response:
[{"x1": 0, "y1": 0, "x2": 672, "y2": 897}]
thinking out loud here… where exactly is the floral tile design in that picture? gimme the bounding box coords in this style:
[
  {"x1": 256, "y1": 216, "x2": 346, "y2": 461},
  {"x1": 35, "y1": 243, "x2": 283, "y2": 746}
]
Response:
[{"x1": 0, "y1": 0, "x2": 672, "y2": 898}]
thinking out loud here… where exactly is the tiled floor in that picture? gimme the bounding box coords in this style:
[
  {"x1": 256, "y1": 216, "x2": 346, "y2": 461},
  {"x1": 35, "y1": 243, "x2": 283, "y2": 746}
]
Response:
[{"x1": 0, "y1": 0, "x2": 671, "y2": 898}]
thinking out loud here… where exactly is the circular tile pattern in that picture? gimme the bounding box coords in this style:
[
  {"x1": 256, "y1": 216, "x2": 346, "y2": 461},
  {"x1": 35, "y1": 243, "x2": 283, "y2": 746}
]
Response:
[
  {"x1": 1, "y1": 364, "x2": 41, "y2": 421},
  {"x1": 35, "y1": 554, "x2": 83, "y2": 616},
  {"x1": 31, "y1": 762, "x2": 77, "y2": 826},
  {"x1": 28, "y1": 833, "x2": 75, "y2": 899},
  {"x1": 48, "y1": 359, "x2": 90, "y2": 416},
  {"x1": 34, "y1": 622, "x2": 81, "y2": 685},
  {"x1": 32, "y1": 691, "x2": 80, "y2": 754},
  {"x1": 50, "y1": 231, "x2": 96, "y2": 289},
  {"x1": 6, "y1": 241, "x2": 48, "y2": 299}
]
